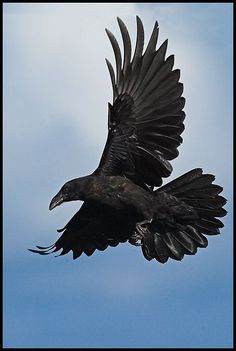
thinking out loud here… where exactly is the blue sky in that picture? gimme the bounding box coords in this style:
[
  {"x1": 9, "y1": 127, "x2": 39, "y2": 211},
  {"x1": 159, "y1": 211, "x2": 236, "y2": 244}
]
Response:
[{"x1": 3, "y1": 3, "x2": 233, "y2": 348}]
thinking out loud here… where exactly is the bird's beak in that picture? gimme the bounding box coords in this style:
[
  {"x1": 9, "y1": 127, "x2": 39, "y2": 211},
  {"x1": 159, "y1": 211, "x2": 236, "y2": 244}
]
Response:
[{"x1": 49, "y1": 192, "x2": 64, "y2": 210}]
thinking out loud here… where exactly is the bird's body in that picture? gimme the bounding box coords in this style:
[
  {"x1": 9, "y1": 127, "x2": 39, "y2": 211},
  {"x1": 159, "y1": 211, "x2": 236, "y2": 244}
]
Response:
[
  {"x1": 78, "y1": 175, "x2": 156, "y2": 216},
  {"x1": 72, "y1": 175, "x2": 198, "y2": 226},
  {"x1": 29, "y1": 16, "x2": 227, "y2": 263}
]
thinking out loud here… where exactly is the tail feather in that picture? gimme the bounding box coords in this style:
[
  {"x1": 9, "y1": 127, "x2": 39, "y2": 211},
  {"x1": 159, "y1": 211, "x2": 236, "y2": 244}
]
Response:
[
  {"x1": 169, "y1": 175, "x2": 216, "y2": 195},
  {"x1": 158, "y1": 168, "x2": 202, "y2": 193},
  {"x1": 159, "y1": 168, "x2": 227, "y2": 220},
  {"x1": 161, "y1": 232, "x2": 185, "y2": 260},
  {"x1": 184, "y1": 225, "x2": 208, "y2": 247},
  {"x1": 195, "y1": 220, "x2": 220, "y2": 235},
  {"x1": 194, "y1": 207, "x2": 227, "y2": 217},
  {"x1": 141, "y1": 168, "x2": 227, "y2": 263},
  {"x1": 159, "y1": 168, "x2": 222, "y2": 197},
  {"x1": 153, "y1": 235, "x2": 170, "y2": 263},
  {"x1": 172, "y1": 231, "x2": 197, "y2": 254},
  {"x1": 180, "y1": 196, "x2": 226, "y2": 208},
  {"x1": 173, "y1": 186, "x2": 223, "y2": 199}
]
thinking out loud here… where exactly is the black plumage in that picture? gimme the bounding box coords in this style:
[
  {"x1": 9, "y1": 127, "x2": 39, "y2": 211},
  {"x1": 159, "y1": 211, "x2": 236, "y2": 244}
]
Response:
[{"x1": 29, "y1": 17, "x2": 227, "y2": 263}]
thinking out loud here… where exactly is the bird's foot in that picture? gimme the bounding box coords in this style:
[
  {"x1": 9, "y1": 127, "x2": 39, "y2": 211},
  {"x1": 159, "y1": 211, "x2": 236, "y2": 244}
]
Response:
[
  {"x1": 128, "y1": 234, "x2": 142, "y2": 246},
  {"x1": 136, "y1": 218, "x2": 152, "y2": 235},
  {"x1": 129, "y1": 218, "x2": 153, "y2": 246}
]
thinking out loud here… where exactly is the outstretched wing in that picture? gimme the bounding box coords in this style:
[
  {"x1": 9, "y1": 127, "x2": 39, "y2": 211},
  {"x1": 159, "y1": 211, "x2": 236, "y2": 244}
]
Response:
[
  {"x1": 94, "y1": 16, "x2": 185, "y2": 187},
  {"x1": 29, "y1": 203, "x2": 137, "y2": 259}
]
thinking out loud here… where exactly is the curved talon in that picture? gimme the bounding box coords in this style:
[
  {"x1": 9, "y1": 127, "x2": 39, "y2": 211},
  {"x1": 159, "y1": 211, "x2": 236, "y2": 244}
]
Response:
[
  {"x1": 129, "y1": 237, "x2": 142, "y2": 246},
  {"x1": 128, "y1": 230, "x2": 143, "y2": 246}
]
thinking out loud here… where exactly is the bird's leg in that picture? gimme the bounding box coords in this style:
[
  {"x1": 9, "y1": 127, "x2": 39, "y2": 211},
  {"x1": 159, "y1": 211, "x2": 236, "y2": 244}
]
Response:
[
  {"x1": 129, "y1": 218, "x2": 153, "y2": 246},
  {"x1": 136, "y1": 218, "x2": 153, "y2": 234}
]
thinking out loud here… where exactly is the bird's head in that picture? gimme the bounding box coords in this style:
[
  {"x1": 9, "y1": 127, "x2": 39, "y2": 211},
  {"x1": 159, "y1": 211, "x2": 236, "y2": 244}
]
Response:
[{"x1": 49, "y1": 176, "x2": 91, "y2": 210}]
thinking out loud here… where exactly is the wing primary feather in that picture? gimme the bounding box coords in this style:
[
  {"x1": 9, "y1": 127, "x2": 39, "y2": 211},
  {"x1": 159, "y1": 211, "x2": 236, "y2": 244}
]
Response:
[
  {"x1": 36, "y1": 244, "x2": 55, "y2": 250},
  {"x1": 105, "y1": 58, "x2": 117, "y2": 100},
  {"x1": 134, "y1": 52, "x2": 173, "y2": 102},
  {"x1": 138, "y1": 45, "x2": 171, "y2": 99},
  {"x1": 131, "y1": 16, "x2": 144, "y2": 70},
  {"x1": 130, "y1": 21, "x2": 159, "y2": 96},
  {"x1": 142, "y1": 20, "x2": 159, "y2": 62},
  {"x1": 127, "y1": 16, "x2": 144, "y2": 94},
  {"x1": 105, "y1": 28, "x2": 122, "y2": 86},
  {"x1": 117, "y1": 17, "x2": 132, "y2": 78}
]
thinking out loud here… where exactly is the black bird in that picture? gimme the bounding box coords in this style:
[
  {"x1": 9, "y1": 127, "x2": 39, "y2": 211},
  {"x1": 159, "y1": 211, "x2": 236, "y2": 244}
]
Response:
[{"x1": 29, "y1": 17, "x2": 227, "y2": 263}]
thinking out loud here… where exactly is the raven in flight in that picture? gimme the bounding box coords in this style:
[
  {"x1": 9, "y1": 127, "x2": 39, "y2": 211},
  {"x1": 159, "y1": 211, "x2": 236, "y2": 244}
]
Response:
[{"x1": 29, "y1": 17, "x2": 227, "y2": 263}]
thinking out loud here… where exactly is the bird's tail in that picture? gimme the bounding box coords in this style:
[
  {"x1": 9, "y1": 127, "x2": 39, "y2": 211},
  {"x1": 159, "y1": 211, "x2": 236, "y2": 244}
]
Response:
[
  {"x1": 141, "y1": 168, "x2": 227, "y2": 263},
  {"x1": 158, "y1": 168, "x2": 227, "y2": 229}
]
